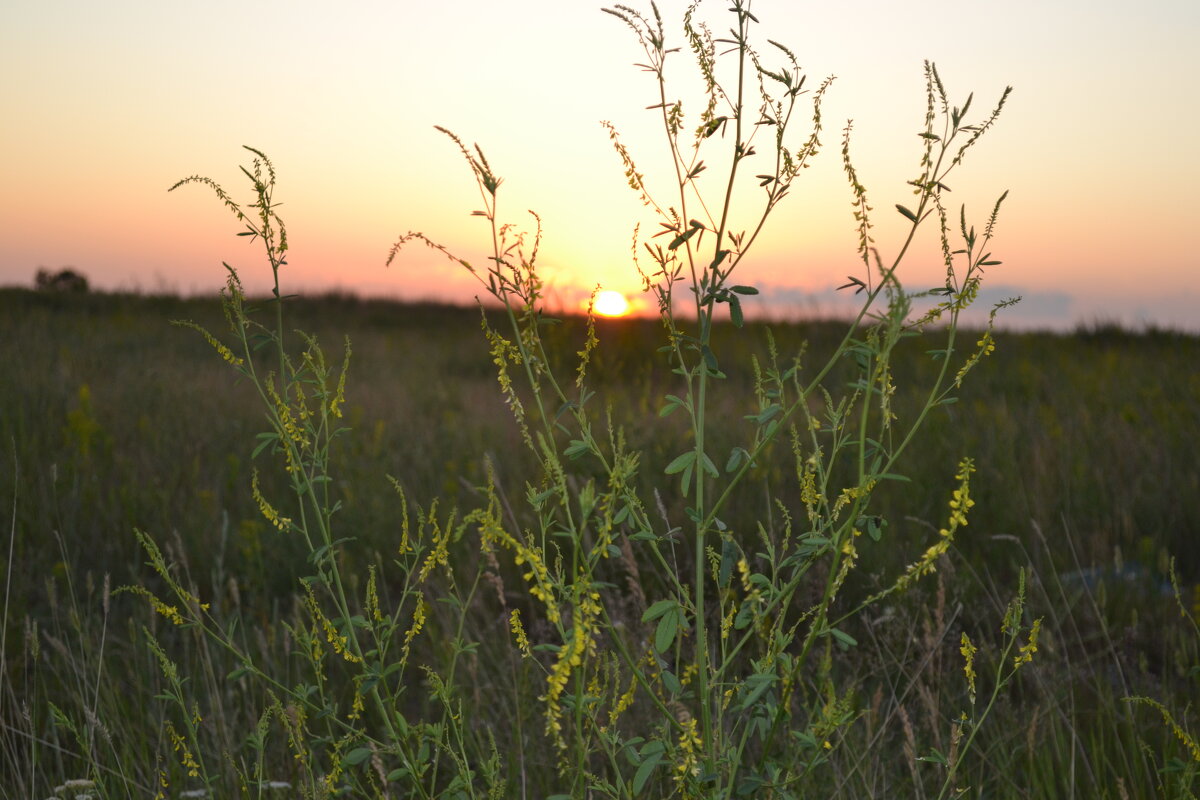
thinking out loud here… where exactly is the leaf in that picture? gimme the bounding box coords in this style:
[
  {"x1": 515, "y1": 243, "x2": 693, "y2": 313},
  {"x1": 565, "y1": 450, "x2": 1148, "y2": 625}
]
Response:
[
  {"x1": 632, "y1": 752, "x2": 662, "y2": 795},
  {"x1": 700, "y1": 452, "x2": 719, "y2": 478},
  {"x1": 917, "y1": 748, "x2": 949, "y2": 765},
  {"x1": 251, "y1": 432, "x2": 279, "y2": 459},
  {"x1": 730, "y1": 284, "x2": 759, "y2": 295},
  {"x1": 664, "y1": 451, "x2": 696, "y2": 475},
  {"x1": 719, "y1": 538, "x2": 737, "y2": 588},
  {"x1": 343, "y1": 747, "x2": 373, "y2": 766},
  {"x1": 729, "y1": 294, "x2": 744, "y2": 327},
  {"x1": 659, "y1": 394, "x2": 686, "y2": 417},
  {"x1": 829, "y1": 627, "x2": 858, "y2": 648},
  {"x1": 838, "y1": 275, "x2": 867, "y2": 294},
  {"x1": 737, "y1": 672, "x2": 777, "y2": 711},
  {"x1": 896, "y1": 204, "x2": 918, "y2": 222},
  {"x1": 642, "y1": 599, "x2": 676, "y2": 622},
  {"x1": 655, "y1": 608, "x2": 679, "y2": 652}
]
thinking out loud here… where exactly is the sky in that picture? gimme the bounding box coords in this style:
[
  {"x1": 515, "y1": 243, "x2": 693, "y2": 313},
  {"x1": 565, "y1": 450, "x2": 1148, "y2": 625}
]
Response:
[{"x1": 2, "y1": 0, "x2": 1197, "y2": 331}]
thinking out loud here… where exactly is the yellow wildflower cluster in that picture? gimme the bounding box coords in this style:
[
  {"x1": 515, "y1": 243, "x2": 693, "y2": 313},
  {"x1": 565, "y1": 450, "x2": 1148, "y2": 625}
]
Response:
[
  {"x1": 470, "y1": 484, "x2": 560, "y2": 624},
  {"x1": 417, "y1": 517, "x2": 451, "y2": 583},
  {"x1": 251, "y1": 471, "x2": 291, "y2": 532},
  {"x1": 542, "y1": 587, "x2": 602, "y2": 746},
  {"x1": 482, "y1": 322, "x2": 532, "y2": 449},
  {"x1": 955, "y1": 329, "x2": 997, "y2": 387},
  {"x1": 347, "y1": 678, "x2": 365, "y2": 722},
  {"x1": 509, "y1": 609, "x2": 532, "y2": 657},
  {"x1": 365, "y1": 566, "x2": 383, "y2": 623},
  {"x1": 1126, "y1": 696, "x2": 1200, "y2": 763},
  {"x1": 302, "y1": 584, "x2": 361, "y2": 664},
  {"x1": 330, "y1": 336, "x2": 351, "y2": 418},
  {"x1": 608, "y1": 671, "x2": 638, "y2": 730},
  {"x1": 960, "y1": 632, "x2": 978, "y2": 704},
  {"x1": 174, "y1": 320, "x2": 244, "y2": 367},
  {"x1": 576, "y1": 298, "x2": 599, "y2": 388},
  {"x1": 400, "y1": 592, "x2": 428, "y2": 666},
  {"x1": 673, "y1": 717, "x2": 702, "y2": 785},
  {"x1": 892, "y1": 458, "x2": 975, "y2": 593},
  {"x1": 125, "y1": 585, "x2": 184, "y2": 625},
  {"x1": 165, "y1": 720, "x2": 201, "y2": 778},
  {"x1": 799, "y1": 458, "x2": 823, "y2": 523},
  {"x1": 266, "y1": 376, "x2": 309, "y2": 449},
  {"x1": 1014, "y1": 617, "x2": 1042, "y2": 669}
]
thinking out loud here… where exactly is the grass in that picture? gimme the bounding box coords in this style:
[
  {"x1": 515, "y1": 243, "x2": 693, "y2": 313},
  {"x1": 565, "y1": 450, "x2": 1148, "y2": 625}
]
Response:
[
  {"x1": 3, "y1": 289, "x2": 1197, "y2": 797},
  {"x1": 3, "y1": 1, "x2": 1199, "y2": 796}
]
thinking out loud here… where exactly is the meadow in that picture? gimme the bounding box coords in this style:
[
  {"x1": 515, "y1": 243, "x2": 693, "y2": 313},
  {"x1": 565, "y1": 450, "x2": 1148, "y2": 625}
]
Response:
[
  {"x1": 3, "y1": 2, "x2": 1199, "y2": 796},
  {"x1": 2, "y1": 287, "x2": 1197, "y2": 798}
]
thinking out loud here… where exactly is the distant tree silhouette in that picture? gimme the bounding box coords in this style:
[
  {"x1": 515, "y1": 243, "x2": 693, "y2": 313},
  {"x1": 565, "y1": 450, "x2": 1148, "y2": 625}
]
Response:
[{"x1": 35, "y1": 267, "x2": 90, "y2": 293}]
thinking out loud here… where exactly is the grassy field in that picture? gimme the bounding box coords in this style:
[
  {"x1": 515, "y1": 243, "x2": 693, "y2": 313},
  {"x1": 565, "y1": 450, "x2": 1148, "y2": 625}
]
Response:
[{"x1": 2, "y1": 287, "x2": 1198, "y2": 798}]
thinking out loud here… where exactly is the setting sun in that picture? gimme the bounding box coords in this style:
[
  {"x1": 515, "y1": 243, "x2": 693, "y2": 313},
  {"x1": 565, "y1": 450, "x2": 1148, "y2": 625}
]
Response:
[{"x1": 594, "y1": 290, "x2": 631, "y2": 318}]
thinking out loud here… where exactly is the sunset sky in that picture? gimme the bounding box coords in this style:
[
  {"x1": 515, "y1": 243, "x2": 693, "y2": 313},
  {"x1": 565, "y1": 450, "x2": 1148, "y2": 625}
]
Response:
[{"x1": 2, "y1": 0, "x2": 1197, "y2": 330}]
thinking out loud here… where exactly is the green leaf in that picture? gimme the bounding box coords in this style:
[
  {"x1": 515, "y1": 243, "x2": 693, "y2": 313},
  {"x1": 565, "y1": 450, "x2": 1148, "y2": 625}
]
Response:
[
  {"x1": 251, "y1": 432, "x2": 279, "y2": 459},
  {"x1": 655, "y1": 609, "x2": 679, "y2": 652},
  {"x1": 737, "y1": 672, "x2": 777, "y2": 711},
  {"x1": 917, "y1": 748, "x2": 948, "y2": 765},
  {"x1": 829, "y1": 627, "x2": 858, "y2": 648},
  {"x1": 896, "y1": 204, "x2": 918, "y2": 222},
  {"x1": 730, "y1": 284, "x2": 759, "y2": 295},
  {"x1": 632, "y1": 752, "x2": 662, "y2": 795},
  {"x1": 664, "y1": 451, "x2": 696, "y2": 475},
  {"x1": 343, "y1": 747, "x2": 373, "y2": 766},
  {"x1": 719, "y1": 538, "x2": 737, "y2": 588},
  {"x1": 642, "y1": 599, "x2": 676, "y2": 622},
  {"x1": 700, "y1": 452, "x2": 719, "y2": 478},
  {"x1": 729, "y1": 294, "x2": 744, "y2": 327}
]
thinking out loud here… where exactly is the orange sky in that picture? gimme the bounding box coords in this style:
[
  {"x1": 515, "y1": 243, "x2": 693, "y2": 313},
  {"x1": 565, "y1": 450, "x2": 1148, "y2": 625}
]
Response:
[{"x1": 2, "y1": 0, "x2": 1197, "y2": 330}]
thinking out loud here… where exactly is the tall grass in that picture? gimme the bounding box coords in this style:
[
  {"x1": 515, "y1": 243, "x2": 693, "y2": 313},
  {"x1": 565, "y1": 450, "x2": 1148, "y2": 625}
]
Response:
[{"x1": 2, "y1": 1, "x2": 1197, "y2": 798}]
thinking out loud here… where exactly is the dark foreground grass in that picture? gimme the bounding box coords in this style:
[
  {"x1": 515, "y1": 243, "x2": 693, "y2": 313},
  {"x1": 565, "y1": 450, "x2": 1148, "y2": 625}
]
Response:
[{"x1": 2, "y1": 288, "x2": 1198, "y2": 797}]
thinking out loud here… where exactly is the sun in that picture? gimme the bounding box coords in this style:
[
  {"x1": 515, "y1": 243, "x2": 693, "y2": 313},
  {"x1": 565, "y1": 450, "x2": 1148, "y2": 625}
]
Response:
[{"x1": 594, "y1": 290, "x2": 631, "y2": 318}]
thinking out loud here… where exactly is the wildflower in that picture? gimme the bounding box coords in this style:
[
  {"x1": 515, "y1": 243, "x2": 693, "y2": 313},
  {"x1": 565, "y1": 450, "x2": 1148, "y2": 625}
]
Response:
[
  {"x1": 302, "y1": 584, "x2": 361, "y2": 664},
  {"x1": 509, "y1": 609, "x2": 531, "y2": 657},
  {"x1": 173, "y1": 320, "x2": 243, "y2": 368},
  {"x1": 251, "y1": 471, "x2": 291, "y2": 531},
  {"x1": 674, "y1": 717, "x2": 703, "y2": 784},
  {"x1": 124, "y1": 585, "x2": 184, "y2": 626},
  {"x1": 330, "y1": 336, "x2": 351, "y2": 418},
  {"x1": 1013, "y1": 617, "x2": 1042, "y2": 669},
  {"x1": 166, "y1": 720, "x2": 201, "y2": 778},
  {"x1": 960, "y1": 632, "x2": 978, "y2": 704},
  {"x1": 400, "y1": 592, "x2": 427, "y2": 665}
]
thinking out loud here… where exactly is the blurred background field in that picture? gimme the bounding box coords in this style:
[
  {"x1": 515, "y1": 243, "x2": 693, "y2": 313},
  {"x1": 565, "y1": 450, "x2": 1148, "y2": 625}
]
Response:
[{"x1": 3, "y1": 287, "x2": 1198, "y2": 796}]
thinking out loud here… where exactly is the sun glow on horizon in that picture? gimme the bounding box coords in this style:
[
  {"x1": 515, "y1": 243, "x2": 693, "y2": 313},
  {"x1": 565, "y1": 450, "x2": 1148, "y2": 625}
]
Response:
[{"x1": 593, "y1": 290, "x2": 631, "y2": 318}]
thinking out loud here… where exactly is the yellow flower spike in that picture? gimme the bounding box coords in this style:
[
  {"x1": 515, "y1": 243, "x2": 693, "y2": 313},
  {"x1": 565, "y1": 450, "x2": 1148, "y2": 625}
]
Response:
[
  {"x1": 173, "y1": 320, "x2": 244, "y2": 367},
  {"x1": 251, "y1": 470, "x2": 291, "y2": 532},
  {"x1": 124, "y1": 586, "x2": 184, "y2": 626},
  {"x1": 509, "y1": 609, "x2": 532, "y2": 657},
  {"x1": 328, "y1": 337, "x2": 351, "y2": 418},
  {"x1": 365, "y1": 566, "x2": 383, "y2": 624},
  {"x1": 1014, "y1": 617, "x2": 1042, "y2": 669},
  {"x1": 960, "y1": 632, "x2": 978, "y2": 704},
  {"x1": 400, "y1": 593, "x2": 428, "y2": 665}
]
